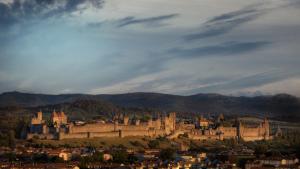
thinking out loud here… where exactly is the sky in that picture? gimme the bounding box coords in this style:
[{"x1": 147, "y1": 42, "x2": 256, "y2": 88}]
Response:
[{"x1": 0, "y1": 0, "x2": 300, "y2": 96}]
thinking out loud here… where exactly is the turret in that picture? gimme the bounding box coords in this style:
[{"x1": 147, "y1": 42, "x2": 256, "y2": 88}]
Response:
[
  {"x1": 217, "y1": 127, "x2": 224, "y2": 140},
  {"x1": 51, "y1": 109, "x2": 58, "y2": 119},
  {"x1": 275, "y1": 125, "x2": 283, "y2": 137},
  {"x1": 31, "y1": 111, "x2": 43, "y2": 125},
  {"x1": 123, "y1": 115, "x2": 129, "y2": 125},
  {"x1": 262, "y1": 117, "x2": 270, "y2": 139},
  {"x1": 147, "y1": 118, "x2": 153, "y2": 127},
  {"x1": 198, "y1": 115, "x2": 211, "y2": 129},
  {"x1": 135, "y1": 119, "x2": 140, "y2": 126},
  {"x1": 237, "y1": 119, "x2": 244, "y2": 139},
  {"x1": 217, "y1": 113, "x2": 224, "y2": 123},
  {"x1": 51, "y1": 110, "x2": 68, "y2": 126},
  {"x1": 37, "y1": 111, "x2": 43, "y2": 121},
  {"x1": 169, "y1": 112, "x2": 176, "y2": 131}
]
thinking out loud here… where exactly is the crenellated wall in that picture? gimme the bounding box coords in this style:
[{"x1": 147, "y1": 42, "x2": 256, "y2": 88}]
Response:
[
  {"x1": 238, "y1": 118, "x2": 270, "y2": 141},
  {"x1": 120, "y1": 130, "x2": 150, "y2": 137},
  {"x1": 219, "y1": 127, "x2": 237, "y2": 138},
  {"x1": 241, "y1": 128, "x2": 261, "y2": 137},
  {"x1": 117, "y1": 124, "x2": 149, "y2": 131},
  {"x1": 59, "y1": 132, "x2": 89, "y2": 140},
  {"x1": 149, "y1": 119, "x2": 162, "y2": 130},
  {"x1": 70, "y1": 123, "x2": 115, "y2": 133},
  {"x1": 89, "y1": 131, "x2": 120, "y2": 138},
  {"x1": 177, "y1": 123, "x2": 195, "y2": 131},
  {"x1": 188, "y1": 133, "x2": 220, "y2": 140},
  {"x1": 27, "y1": 133, "x2": 55, "y2": 140},
  {"x1": 31, "y1": 111, "x2": 43, "y2": 125},
  {"x1": 51, "y1": 111, "x2": 67, "y2": 126}
]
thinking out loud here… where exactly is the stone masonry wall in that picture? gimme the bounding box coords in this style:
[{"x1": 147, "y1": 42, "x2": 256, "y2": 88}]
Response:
[{"x1": 70, "y1": 123, "x2": 115, "y2": 133}]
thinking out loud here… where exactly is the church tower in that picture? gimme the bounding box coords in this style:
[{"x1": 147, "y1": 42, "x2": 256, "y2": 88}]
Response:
[
  {"x1": 237, "y1": 119, "x2": 244, "y2": 140},
  {"x1": 262, "y1": 117, "x2": 270, "y2": 140}
]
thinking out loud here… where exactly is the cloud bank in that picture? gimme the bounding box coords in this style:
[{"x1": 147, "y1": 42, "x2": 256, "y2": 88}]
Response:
[{"x1": 0, "y1": 0, "x2": 300, "y2": 96}]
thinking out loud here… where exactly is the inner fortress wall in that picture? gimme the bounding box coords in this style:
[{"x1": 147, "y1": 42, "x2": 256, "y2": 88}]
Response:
[
  {"x1": 70, "y1": 123, "x2": 151, "y2": 134},
  {"x1": 117, "y1": 124, "x2": 149, "y2": 131},
  {"x1": 188, "y1": 134, "x2": 220, "y2": 140},
  {"x1": 241, "y1": 128, "x2": 261, "y2": 137},
  {"x1": 89, "y1": 131, "x2": 120, "y2": 138},
  {"x1": 59, "y1": 132, "x2": 89, "y2": 140},
  {"x1": 120, "y1": 130, "x2": 151, "y2": 138},
  {"x1": 27, "y1": 133, "x2": 55, "y2": 140},
  {"x1": 221, "y1": 127, "x2": 237, "y2": 137},
  {"x1": 120, "y1": 129, "x2": 166, "y2": 138},
  {"x1": 177, "y1": 123, "x2": 195, "y2": 131},
  {"x1": 149, "y1": 119, "x2": 162, "y2": 130},
  {"x1": 70, "y1": 123, "x2": 115, "y2": 133},
  {"x1": 242, "y1": 136, "x2": 264, "y2": 141},
  {"x1": 150, "y1": 129, "x2": 169, "y2": 137}
]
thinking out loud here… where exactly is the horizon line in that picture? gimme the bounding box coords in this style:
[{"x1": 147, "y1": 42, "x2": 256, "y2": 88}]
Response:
[{"x1": 0, "y1": 90, "x2": 296, "y2": 98}]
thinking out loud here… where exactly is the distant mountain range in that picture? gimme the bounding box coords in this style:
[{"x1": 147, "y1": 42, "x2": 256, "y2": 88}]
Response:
[{"x1": 0, "y1": 91, "x2": 299, "y2": 122}]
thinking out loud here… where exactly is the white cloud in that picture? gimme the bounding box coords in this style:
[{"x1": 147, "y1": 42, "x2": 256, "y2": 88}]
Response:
[
  {"x1": 1, "y1": 0, "x2": 300, "y2": 96},
  {"x1": 243, "y1": 77, "x2": 300, "y2": 96}
]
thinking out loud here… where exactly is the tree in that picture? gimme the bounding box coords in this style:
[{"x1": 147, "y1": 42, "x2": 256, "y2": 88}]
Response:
[
  {"x1": 33, "y1": 153, "x2": 50, "y2": 162},
  {"x1": 148, "y1": 140, "x2": 159, "y2": 149},
  {"x1": 15, "y1": 116, "x2": 30, "y2": 139},
  {"x1": 140, "y1": 115, "x2": 151, "y2": 122},
  {"x1": 130, "y1": 141, "x2": 144, "y2": 148},
  {"x1": 224, "y1": 138, "x2": 237, "y2": 148},
  {"x1": 254, "y1": 143, "x2": 268, "y2": 157},
  {"x1": 112, "y1": 149, "x2": 128, "y2": 163},
  {"x1": 127, "y1": 154, "x2": 138, "y2": 164},
  {"x1": 92, "y1": 151, "x2": 104, "y2": 162},
  {"x1": 8, "y1": 130, "x2": 16, "y2": 149},
  {"x1": 79, "y1": 156, "x2": 90, "y2": 169},
  {"x1": 4, "y1": 152, "x2": 16, "y2": 162},
  {"x1": 159, "y1": 148, "x2": 176, "y2": 161}
]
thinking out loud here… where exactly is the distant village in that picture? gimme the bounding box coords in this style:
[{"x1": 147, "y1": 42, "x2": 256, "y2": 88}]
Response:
[{"x1": 0, "y1": 144, "x2": 299, "y2": 169}]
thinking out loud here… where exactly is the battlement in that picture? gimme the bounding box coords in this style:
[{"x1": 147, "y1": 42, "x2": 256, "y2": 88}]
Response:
[
  {"x1": 31, "y1": 111, "x2": 43, "y2": 125},
  {"x1": 51, "y1": 110, "x2": 67, "y2": 126}
]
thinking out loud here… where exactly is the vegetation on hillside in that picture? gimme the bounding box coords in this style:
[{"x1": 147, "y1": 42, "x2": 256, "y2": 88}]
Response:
[{"x1": 1, "y1": 92, "x2": 300, "y2": 122}]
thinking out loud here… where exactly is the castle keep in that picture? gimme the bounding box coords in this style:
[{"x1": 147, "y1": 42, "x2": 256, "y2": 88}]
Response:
[{"x1": 27, "y1": 111, "x2": 272, "y2": 141}]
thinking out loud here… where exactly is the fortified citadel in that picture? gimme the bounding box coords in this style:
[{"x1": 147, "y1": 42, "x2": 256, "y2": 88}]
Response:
[{"x1": 27, "y1": 111, "x2": 272, "y2": 141}]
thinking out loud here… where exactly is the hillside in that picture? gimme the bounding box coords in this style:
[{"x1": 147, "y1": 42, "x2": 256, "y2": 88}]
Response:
[
  {"x1": 0, "y1": 91, "x2": 300, "y2": 121},
  {"x1": 31, "y1": 99, "x2": 122, "y2": 120}
]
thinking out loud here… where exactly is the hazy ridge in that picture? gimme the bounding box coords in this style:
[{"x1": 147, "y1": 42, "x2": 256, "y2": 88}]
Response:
[{"x1": 0, "y1": 91, "x2": 299, "y2": 122}]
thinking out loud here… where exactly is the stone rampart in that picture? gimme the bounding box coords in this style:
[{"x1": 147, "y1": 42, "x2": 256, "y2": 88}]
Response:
[
  {"x1": 242, "y1": 128, "x2": 261, "y2": 137},
  {"x1": 70, "y1": 123, "x2": 115, "y2": 133},
  {"x1": 89, "y1": 131, "x2": 120, "y2": 138},
  {"x1": 120, "y1": 130, "x2": 150, "y2": 138},
  {"x1": 58, "y1": 132, "x2": 88, "y2": 140},
  {"x1": 242, "y1": 136, "x2": 264, "y2": 141},
  {"x1": 27, "y1": 133, "x2": 55, "y2": 140},
  {"x1": 117, "y1": 124, "x2": 149, "y2": 131},
  {"x1": 221, "y1": 127, "x2": 237, "y2": 138}
]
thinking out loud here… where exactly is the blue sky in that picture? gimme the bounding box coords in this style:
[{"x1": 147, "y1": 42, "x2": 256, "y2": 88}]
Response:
[{"x1": 0, "y1": 0, "x2": 300, "y2": 96}]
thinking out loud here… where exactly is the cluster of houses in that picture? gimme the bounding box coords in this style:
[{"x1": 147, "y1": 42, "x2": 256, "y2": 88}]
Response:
[{"x1": 0, "y1": 145, "x2": 299, "y2": 169}]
